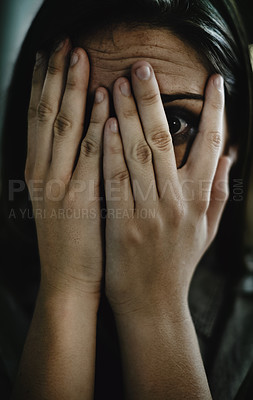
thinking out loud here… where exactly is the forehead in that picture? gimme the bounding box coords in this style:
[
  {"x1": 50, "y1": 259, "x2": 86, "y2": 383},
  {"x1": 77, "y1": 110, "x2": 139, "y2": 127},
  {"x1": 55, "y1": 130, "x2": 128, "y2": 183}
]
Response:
[{"x1": 76, "y1": 25, "x2": 209, "y2": 96}]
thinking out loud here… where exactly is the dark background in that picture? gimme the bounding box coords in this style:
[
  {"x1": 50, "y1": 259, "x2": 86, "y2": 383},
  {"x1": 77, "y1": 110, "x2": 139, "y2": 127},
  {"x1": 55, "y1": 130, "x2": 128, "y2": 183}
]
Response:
[{"x1": 236, "y1": 0, "x2": 253, "y2": 42}]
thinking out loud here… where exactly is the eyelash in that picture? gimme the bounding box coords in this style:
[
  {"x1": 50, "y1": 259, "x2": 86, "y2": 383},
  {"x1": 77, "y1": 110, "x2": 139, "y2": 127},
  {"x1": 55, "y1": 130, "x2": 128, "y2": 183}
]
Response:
[{"x1": 163, "y1": 106, "x2": 200, "y2": 146}]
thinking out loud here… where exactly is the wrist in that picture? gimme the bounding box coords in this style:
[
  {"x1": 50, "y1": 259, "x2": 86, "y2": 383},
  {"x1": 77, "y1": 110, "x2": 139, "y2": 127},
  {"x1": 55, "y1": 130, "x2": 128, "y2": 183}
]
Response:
[
  {"x1": 40, "y1": 269, "x2": 101, "y2": 304},
  {"x1": 38, "y1": 277, "x2": 101, "y2": 315},
  {"x1": 110, "y1": 290, "x2": 190, "y2": 323},
  {"x1": 114, "y1": 303, "x2": 194, "y2": 352}
]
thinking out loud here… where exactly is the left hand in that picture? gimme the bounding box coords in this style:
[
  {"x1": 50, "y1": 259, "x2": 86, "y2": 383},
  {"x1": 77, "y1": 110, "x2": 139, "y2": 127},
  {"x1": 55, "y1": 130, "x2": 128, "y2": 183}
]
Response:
[{"x1": 103, "y1": 61, "x2": 232, "y2": 318}]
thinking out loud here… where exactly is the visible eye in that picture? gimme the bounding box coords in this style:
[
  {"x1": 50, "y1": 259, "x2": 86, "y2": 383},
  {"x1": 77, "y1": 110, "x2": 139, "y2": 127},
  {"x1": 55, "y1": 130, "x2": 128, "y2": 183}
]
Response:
[
  {"x1": 164, "y1": 107, "x2": 199, "y2": 147},
  {"x1": 164, "y1": 106, "x2": 200, "y2": 168},
  {"x1": 168, "y1": 116, "x2": 189, "y2": 135}
]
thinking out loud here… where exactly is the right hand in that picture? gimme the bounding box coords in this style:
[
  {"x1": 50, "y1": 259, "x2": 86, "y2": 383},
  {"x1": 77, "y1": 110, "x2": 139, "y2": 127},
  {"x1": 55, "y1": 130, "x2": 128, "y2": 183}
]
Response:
[{"x1": 25, "y1": 38, "x2": 109, "y2": 297}]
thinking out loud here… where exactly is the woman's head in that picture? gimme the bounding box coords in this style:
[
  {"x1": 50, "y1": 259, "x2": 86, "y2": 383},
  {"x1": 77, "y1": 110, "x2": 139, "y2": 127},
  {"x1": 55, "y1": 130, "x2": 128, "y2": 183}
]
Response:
[
  {"x1": 29, "y1": 0, "x2": 252, "y2": 156},
  {"x1": 1, "y1": 0, "x2": 252, "y2": 283},
  {"x1": 74, "y1": 25, "x2": 227, "y2": 168}
]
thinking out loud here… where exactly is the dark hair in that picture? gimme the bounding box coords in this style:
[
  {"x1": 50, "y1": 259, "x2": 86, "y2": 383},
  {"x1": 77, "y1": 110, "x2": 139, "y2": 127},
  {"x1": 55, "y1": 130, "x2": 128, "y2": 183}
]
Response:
[{"x1": 1, "y1": 0, "x2": 252, "y2": 295}]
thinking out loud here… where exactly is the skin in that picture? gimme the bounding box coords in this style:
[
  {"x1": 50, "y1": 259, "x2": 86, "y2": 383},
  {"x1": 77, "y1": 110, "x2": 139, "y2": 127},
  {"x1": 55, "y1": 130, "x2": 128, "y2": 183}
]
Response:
[
  {"x1": 78, "y1": 26, "x2": 227, "y2": 166},
  {"x1": 12, "y1": 27, "x2": 233, "y2": 399}
]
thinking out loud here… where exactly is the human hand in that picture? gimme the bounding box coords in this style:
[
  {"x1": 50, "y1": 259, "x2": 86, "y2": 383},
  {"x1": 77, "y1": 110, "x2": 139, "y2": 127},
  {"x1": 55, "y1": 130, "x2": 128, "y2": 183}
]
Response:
[
  {"x1": 103, "y1": 61, "x2": 232, "y2": 318},
  {"x1": 25, "y1": 39, "x2": 109, "y2": 298}
]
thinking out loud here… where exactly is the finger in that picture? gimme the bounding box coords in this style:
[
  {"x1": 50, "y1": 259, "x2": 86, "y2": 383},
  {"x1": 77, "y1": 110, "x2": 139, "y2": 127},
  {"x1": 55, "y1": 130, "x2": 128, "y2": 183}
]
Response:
[
  {"x1": 72, "y1": 87, "x2": 109, "y2": 199},
  {"x1": 50, "y1": 48, "x2": 90, "y2": 180},
  {"x1": 113, "y1": 77, "x2": 158, "y2": 206},
  {"x1": 131, "y1": 61, "x2": 179, "y2": 199},
  {"x1": 27, "y1": 52, "x2": 47, "y2": 170},
  {"x1": 206, "y1": 156, "x2": 231, "y2": 241},
  {"x1": 185, "y1": 74, "x2": 225, "y2": 194},
  {"x1": 34, "y1": 38, "x2": 71, "y2": 175},
  {"x1": 103, "y1": 118, "x2": 134, "y2": 212}
]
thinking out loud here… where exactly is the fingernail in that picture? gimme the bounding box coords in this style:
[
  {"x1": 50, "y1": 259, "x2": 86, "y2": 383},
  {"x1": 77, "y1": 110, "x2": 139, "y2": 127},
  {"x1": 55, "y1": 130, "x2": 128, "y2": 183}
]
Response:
[
  {"x1": 135, "y1": 65, "x2": 151, "y2": 80},
  {"x1": 109, "y1": 119, "x2": 118, "y2": 133},
  {"x1": 226, "y1": 157, "x2": 233, "y2": 172},
  {"x1": 213, "y1": 75, "x2": 224, "y2": 91},
  {"x1": 95, "y1": 90, "x2": 104, "y2": 104},
  {"x1": 119, "y1": 81, "x2": 131, "y2": 97},
  {"x1": 70, "y1": 51, "x2": 79, "y2": 67},
  {"x1": 55, "y1": 39, "x2": 66, "y2": 52},
  {"x1": 228, "y1": 147, "x2": 238, "y2": 166},
  {"x1": 35, "y1": 51, "x2": 44, "y2": 66}
]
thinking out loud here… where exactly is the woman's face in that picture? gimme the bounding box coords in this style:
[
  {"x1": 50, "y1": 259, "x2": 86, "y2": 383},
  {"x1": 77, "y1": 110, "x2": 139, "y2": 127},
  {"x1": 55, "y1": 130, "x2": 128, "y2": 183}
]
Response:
[{"x1": 76, "y1": 25, "x2": 228, "y2": 167}]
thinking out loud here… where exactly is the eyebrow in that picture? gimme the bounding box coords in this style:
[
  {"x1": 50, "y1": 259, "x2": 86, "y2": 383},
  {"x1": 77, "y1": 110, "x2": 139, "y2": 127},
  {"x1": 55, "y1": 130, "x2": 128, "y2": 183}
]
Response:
[
  {"x1": 87, "y1": 91, "x2": 204, "y2": 106},
  {"x1": 161, "y1": 93, "x2": 204, "y2": 102}
]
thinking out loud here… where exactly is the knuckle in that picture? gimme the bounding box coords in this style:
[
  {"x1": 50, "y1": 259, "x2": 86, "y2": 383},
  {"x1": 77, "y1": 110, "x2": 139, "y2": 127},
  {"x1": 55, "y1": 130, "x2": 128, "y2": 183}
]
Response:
[
  {"x1": 202, "y1": 130, "x2": 222, "y2": 150},
  {"x1": 81, "y1": 136, "x2": 100, "y2": 157},
  {"x1": 140, "y1": 90, "x2": 160, "y2": 107},
  {"x1": 122, "y1": 108, "x2": 137, "y2": 119},
  {"x1": 65, "y1": 79, "x2": 78, "y2": 91},
  {"x1": 89, "y1": 115, "x2": 102, "y2": 128},
  {"x1": 109, "y1": 145, "x2": 122, "y2": 155},
  {"x1": 151, "y1": 128, "x2": 172, "y2": 152},
  {"x1": 47, "y1": 63, "x2": 62, "y2": 76},
  {"x1": 54, "y1": 114, "x2": 72, "y2": 136},
  {"x1": 37, "y1": 101, "x2": 54, "y2": 122},
  {"x1": 110, "y1": 169, "x2": 129, "y2": 183},
  {"x1": 132, "y1": 140, "x2": 152, "y2": 164}
]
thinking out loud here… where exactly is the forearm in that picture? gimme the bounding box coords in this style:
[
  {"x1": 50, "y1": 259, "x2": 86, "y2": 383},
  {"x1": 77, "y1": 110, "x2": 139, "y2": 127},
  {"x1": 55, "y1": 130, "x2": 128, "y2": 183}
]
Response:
[
  {"x1": 12, "y1": 283, "x2": 99, "y2": 400},
  {"x1": 115, "y1": 304, "x2": 212, "y2": 400}
]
